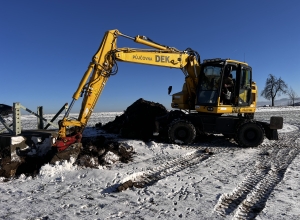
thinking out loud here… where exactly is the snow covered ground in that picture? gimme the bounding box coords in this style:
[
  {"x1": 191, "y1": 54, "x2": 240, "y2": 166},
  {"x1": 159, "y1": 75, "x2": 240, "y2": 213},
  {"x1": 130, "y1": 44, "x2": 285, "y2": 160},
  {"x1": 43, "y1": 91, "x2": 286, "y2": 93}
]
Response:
[{"x1": 0, "y1": 107, "x2": 300, "y2": 219}]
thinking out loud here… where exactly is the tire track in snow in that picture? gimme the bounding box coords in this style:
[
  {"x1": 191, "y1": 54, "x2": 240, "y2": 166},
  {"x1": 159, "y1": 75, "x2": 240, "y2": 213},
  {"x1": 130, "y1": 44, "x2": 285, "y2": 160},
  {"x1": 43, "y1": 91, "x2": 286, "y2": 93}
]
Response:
[
  {"x1": 214, "y1": 132, "x2": 300, "y2": 219},
  {"x1": 120, "y1": 149, "x2": 213, "y2": 188}
]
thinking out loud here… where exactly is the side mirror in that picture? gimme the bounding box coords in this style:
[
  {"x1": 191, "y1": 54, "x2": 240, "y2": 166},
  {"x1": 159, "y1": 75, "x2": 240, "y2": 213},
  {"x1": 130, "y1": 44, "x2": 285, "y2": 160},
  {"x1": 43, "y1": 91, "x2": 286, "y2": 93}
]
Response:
[{"x1": 168, "y1": 86, "x2": 172, "y2": 95}]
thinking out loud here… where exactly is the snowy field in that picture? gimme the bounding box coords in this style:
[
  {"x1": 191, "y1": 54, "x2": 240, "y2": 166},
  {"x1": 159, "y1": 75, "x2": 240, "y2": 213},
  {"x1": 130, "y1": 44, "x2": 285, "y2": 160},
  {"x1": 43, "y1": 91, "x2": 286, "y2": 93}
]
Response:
[{"x1": 0, "y1": 107, "x2": 300, "y2": 219}]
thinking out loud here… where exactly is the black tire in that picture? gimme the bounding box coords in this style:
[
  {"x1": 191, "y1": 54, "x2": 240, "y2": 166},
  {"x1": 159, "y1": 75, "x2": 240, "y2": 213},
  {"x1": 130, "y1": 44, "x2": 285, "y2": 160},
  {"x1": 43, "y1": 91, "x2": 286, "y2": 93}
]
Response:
[
  {"x1": 235, "y1": 121, "x2": 264, "y2": 147},
  {"x1": 168, "y1": 120, "x2": 196, "y2": 144}
]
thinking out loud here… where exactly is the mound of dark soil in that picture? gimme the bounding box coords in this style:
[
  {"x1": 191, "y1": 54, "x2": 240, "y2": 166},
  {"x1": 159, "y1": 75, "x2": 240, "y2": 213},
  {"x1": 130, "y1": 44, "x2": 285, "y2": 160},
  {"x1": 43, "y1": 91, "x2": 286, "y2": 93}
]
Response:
[{"x1": 99, "y1": 98, "x2": 168, "y2": 141}]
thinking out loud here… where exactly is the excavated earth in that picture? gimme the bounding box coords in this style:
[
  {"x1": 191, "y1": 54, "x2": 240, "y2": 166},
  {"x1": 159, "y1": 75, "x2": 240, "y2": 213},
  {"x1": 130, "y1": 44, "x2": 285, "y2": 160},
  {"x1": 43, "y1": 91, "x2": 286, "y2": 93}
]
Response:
[
  {"x1": 98, "y1": 98, "x2": 168, "y2": 141},
  {"x1": 0, "y1": 98, "x2": 167, "y2": 179}
]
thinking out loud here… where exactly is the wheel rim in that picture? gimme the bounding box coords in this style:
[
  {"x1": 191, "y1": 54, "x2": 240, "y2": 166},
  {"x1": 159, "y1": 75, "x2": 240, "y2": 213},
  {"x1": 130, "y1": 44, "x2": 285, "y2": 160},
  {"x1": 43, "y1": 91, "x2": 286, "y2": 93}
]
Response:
[
  {"x1": 245, "y1": 129, "x2": 256, "y2": 140},
  {"x1": 175, "y1": 127, "x2": 188, "y2": 140}
]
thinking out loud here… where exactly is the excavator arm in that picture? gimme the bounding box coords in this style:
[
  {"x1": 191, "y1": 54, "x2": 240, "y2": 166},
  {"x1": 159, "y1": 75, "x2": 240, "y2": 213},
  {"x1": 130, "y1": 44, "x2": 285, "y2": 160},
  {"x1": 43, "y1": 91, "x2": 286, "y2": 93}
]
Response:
[{"x1": 54, "y1": 29, "x2": 200, "y2": 151}]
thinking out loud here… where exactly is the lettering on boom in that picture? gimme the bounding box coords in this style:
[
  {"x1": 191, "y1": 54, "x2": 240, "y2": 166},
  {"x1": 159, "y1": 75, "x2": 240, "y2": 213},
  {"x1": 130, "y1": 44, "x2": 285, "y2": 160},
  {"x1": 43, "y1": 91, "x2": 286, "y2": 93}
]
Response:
[
  {"x1": 132, "y1": 55, "x2": 152, "y2": 61},
  {"x1": 155, "y1": 55, "x2": 170, "y2": 63}
]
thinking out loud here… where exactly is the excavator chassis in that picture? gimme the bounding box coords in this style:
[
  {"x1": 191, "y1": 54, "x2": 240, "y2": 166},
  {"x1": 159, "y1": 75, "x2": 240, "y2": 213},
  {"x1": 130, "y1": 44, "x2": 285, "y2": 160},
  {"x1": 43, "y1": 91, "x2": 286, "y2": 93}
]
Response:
[{"x1": 156, "y1": 111, "x2": 283, "y2": 147}]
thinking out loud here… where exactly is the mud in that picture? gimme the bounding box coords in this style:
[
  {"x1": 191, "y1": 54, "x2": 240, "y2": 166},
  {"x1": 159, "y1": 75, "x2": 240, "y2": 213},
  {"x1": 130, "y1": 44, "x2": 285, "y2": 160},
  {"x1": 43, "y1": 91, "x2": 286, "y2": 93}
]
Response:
[{"x1": 100, "y1": 98, "x2": 168, "y2": 141}]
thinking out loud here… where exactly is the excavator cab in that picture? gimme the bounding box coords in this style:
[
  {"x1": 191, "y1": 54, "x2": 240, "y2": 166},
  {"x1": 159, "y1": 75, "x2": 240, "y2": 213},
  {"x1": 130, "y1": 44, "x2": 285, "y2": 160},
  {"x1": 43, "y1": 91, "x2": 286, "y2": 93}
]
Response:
[{"x1": 195, "y1": 58, "x2": 256, "y2": 115}]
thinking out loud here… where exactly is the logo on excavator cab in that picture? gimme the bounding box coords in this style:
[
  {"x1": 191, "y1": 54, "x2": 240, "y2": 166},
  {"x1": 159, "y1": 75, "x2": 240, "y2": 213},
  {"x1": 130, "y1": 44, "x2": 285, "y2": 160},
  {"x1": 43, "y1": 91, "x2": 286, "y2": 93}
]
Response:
[{"x1": 155, "y1": 55, "x2": 170, "y2": 63}]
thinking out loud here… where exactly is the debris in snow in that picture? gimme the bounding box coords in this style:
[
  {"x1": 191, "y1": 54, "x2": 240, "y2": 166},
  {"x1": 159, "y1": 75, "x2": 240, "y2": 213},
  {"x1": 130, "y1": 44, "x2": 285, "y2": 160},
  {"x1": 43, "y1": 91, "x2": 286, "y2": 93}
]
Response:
[
  {"x1": 117, "y1": 180, "x2": 146, "y2": 191},
  {"x1": 103, "y1": 151, "x2": 120, "y2": 164},
  {"x1": 0, "y1": 135, "x2": 134, "y2": 179},
  {"x1": 79, "y1": 136, "x2": 134, "y2": 167}
]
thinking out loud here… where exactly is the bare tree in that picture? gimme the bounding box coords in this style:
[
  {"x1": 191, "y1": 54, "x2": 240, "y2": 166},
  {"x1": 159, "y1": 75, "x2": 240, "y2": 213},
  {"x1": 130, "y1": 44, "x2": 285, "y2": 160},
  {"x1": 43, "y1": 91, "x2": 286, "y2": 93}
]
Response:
[
  {"x1": 260, "y1": 74, "x2": 287, "y2": 106},
  {"x1": 287, "y1": 87, "x2": 298, "y2": 106}
]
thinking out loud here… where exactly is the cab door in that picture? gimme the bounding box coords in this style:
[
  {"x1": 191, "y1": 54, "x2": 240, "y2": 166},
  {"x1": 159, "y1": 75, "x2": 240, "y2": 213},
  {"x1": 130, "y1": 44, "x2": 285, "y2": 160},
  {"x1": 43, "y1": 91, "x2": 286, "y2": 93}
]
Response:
[{"x1": 236, "y1": 65, "x2": 252, "y2": 106}]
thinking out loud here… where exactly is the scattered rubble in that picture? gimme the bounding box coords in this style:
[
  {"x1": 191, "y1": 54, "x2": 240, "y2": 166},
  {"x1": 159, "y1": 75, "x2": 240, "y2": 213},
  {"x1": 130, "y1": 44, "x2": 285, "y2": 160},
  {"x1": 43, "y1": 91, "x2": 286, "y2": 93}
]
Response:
[
  {"x1": 77, "y1": 136, "x2": 134, "y2": 168},
  {"x1": 117, "y1": 180, "x2": 145, "y2": 192},
  {"x1": 0, "y1": 135, "x2": 134, "y2": 179}
]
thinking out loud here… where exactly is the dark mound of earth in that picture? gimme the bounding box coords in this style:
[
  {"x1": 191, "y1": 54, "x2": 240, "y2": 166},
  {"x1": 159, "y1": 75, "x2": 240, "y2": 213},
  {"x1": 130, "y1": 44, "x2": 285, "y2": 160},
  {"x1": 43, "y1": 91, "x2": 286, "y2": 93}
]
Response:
[{"x1": 98, "y1": 98, "x2": 168, "y2": 141}]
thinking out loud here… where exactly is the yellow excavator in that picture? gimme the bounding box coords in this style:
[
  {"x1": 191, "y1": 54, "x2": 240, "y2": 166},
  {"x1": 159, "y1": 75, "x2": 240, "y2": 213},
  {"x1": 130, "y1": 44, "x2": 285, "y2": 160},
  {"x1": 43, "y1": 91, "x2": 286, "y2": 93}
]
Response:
[{"x1": 54, "y1": 29, "x2": 283, "y2": 153}]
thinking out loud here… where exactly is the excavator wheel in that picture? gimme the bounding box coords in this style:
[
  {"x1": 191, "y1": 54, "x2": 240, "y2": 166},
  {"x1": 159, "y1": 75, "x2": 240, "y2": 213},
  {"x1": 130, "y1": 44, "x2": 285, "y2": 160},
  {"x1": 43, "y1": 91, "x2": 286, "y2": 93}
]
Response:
[
  {"x1": 168, "y1": 119, "x2": 196, "y2": 144},
  {"x1": 235, "y1": 120, "x2": 264, "y2": 147}
]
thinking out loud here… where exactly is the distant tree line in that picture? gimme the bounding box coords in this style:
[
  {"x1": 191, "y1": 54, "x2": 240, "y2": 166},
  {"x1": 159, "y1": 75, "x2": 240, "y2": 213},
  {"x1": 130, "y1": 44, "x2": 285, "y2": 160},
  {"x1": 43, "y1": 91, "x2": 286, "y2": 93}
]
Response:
[{"x1": 260, "y1": 74, "x2": 298, "y2": 106}]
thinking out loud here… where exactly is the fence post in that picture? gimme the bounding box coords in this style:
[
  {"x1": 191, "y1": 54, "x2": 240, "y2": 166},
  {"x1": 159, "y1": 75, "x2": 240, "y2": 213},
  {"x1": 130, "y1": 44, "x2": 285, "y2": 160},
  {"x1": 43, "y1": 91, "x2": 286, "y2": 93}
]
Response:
[
  {"x1": 13, "y1": 102, "x2": 21, "y2": 135},
  {"x1": 37, "y1": 106, "x2": 44, "y2": 129}
]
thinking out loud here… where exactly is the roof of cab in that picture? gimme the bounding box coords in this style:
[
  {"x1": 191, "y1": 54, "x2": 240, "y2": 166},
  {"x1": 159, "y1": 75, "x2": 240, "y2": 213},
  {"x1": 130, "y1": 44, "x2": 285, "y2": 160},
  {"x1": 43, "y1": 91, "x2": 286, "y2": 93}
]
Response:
[{"x1": 202, "y1": 58, "x2": 248, "y2": 66}]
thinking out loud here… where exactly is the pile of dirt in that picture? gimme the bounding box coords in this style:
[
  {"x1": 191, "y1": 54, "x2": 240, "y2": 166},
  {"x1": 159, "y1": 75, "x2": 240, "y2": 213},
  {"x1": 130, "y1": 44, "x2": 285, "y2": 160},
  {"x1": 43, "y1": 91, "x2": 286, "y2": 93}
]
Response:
[{"x1": 99, "y1": 98, "x2": 168, "y2": 141}]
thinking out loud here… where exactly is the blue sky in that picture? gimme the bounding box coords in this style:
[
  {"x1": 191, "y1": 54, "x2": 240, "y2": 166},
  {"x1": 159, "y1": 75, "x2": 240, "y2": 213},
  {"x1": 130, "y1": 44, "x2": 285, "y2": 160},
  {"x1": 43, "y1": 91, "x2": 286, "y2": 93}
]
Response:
[{"x1": 1, "y1": 0, "x2": 299, "y2": 113}]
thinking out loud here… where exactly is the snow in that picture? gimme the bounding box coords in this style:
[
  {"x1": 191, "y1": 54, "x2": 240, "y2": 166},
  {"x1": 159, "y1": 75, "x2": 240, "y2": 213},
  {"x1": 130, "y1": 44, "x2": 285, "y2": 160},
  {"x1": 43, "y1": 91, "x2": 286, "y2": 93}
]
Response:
[
  {"x1": 0, "y1": 107, "x2": 300, "y2": 219},
  {"x1": 280, "y1": 123, "x2": 298, "y2": 133},
  {"x1": 11, "y1": 136, "x2": 25, "y2": 145},
  {"x1": 256, "y1": 106, "x2": 300, "y2": 112}
]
